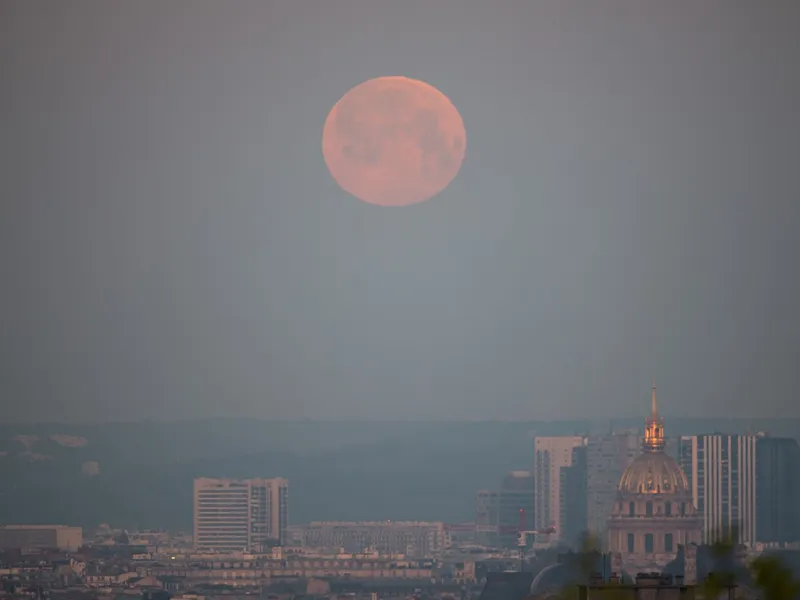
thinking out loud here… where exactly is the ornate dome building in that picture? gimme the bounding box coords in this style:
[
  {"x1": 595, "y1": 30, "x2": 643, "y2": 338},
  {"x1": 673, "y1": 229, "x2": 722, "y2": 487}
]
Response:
[{"x1": 607, "y1": 382, "x2": 702, "y2": 576}]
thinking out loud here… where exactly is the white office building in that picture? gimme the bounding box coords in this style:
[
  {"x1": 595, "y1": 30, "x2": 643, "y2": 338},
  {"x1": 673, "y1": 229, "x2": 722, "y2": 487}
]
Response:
[
  {"x1": 534, "y1": 436, "x2": 586, "y2": 541},
  {"x1": 679, "y1": 435, "x2": 757, "y2": 545},
  {"x1": 193, "y1": 477, "x2": 288, "y2": 552}
]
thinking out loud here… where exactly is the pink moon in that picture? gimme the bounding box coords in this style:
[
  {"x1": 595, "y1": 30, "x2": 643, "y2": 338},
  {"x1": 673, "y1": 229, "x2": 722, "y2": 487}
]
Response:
[{"x1": 322, "y1": 76, "x2": 467, "y2": 207}]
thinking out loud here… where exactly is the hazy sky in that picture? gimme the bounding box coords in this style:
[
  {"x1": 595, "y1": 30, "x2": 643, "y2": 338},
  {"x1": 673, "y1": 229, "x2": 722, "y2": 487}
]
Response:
[{"x1": 1, "y1": 1, "x2": 799, "y2": 422}]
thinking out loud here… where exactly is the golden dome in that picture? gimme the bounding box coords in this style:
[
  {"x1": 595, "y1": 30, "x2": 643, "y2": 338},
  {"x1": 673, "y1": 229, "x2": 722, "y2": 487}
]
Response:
[
  {"x1": 618, "y1": 450, "x2": 689, "y2": 495},
  {"x1": 617, "y1": 381, "x2": 690, "y2": 495}
]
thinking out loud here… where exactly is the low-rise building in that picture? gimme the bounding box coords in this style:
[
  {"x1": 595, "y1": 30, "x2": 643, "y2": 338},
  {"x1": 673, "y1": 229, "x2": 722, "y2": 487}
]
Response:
[
  {"x1": 0, "y1": 525, "x2": 83, "y2": 552},
  {"x1": 298, "y1": 521, "x2": 447, "y2": 557},
  {"x1": 136, "y1": 554, "x2": 438, "y2": 585}
]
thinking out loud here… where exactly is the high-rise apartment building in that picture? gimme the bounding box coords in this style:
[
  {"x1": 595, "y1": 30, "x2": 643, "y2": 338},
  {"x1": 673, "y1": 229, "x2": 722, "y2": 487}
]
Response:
[
  {"x1": 755, "y1": 435, "x2": 800, "y2": 544},
  {"x1": 534, "y1": 436, "x2": 586, "y2": 542},
  {"x1": 679, "y1": 435, "x2": 757, "y2": 545},
  {"x1": 193, "y1": 477, "x2": 288, "y2": 552},
  {"x1": 586, "y1": 432, "x2": 640, "y2": 539}
]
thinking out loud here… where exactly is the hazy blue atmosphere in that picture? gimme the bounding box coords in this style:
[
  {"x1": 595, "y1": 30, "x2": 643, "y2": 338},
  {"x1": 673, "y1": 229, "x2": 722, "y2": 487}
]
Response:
[
  {"x1": 2, "y1": 1, "x2": 799, "y2": 423},
  {"x1": 1, "y1": 418, "x2": 798, "y2": 528}
]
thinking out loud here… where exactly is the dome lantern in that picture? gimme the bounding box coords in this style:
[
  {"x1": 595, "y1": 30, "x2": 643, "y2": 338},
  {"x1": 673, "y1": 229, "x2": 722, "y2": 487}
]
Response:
[
  {"x1": 617, "y1": 380, "x2": 688, "y2": 495},
  {"x1": 643, "y1": 380, "x2": 665, "y2": 452}
]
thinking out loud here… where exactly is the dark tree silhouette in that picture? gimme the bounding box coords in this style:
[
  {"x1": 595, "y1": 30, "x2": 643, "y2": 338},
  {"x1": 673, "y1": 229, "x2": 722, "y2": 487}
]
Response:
[
  {"x1": 751, "y1": 554, "x2": 800, "y2": 600},
  {"x1": 553, "y1": 527, "x2": 800, "y2": 600}
]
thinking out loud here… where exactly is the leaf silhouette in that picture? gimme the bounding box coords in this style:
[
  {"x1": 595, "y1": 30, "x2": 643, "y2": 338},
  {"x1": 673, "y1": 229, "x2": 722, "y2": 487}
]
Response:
[{"x1": 751, "y1": 555, "x2": 800, "y2": 600}]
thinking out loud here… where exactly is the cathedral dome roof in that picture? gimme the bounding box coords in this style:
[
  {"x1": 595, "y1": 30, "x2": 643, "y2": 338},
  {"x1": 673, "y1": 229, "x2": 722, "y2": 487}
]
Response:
[
  {"x1": 619, "y1": 450, "x2": 689, "y2": 495},
  {"x1": 617, "y1": 381, "x2": 690, "y2": 496}
]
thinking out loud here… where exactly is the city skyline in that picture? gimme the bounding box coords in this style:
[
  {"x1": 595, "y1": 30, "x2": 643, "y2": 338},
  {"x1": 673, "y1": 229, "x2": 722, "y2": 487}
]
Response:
[
  {"x1": 1, "y1": 409, "x2": 798, "y2": 531},
  {"x1": 1, "y1": 0, "x2": 798, "y2": 594},
  {"x1": 3, "y1": 416, "x2": 800, "y2": 561}
]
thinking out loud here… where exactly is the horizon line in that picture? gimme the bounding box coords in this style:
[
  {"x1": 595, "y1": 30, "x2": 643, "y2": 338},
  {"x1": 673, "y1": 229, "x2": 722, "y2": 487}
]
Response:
[{"x1": 0, "y1": 416, "x2": 794, "y2": 427}]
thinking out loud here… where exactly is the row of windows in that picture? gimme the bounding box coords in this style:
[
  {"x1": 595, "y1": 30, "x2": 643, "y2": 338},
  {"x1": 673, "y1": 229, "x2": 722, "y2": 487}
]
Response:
[
  {"x1": 626, "y1": 533, "x2": 673, "y2": 553},
  {"x1": 628, "y1": 501, "x2": 686, "y2": 517},
  {"x1": 197, "y1": 509, "x2": 249, "y2": 515}
]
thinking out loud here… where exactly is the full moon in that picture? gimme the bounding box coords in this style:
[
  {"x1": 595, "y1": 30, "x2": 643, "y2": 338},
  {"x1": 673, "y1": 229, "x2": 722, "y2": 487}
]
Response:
[{"x1": 322, "y1": 76, "x2": 466, "y2": 207}]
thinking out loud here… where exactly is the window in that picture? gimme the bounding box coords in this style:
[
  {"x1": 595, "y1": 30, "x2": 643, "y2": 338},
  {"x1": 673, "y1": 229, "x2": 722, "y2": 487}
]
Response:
[
  {"x1": 645, "y1": 533, "x2": 654, "y2": 553},
  {"x1": 681, "y1": 502, "x2": 686, "y2": 517},
  {"x1": 646, "y1": 501, "x2": 653, "y2": 517},
  {"x1": 629, "y1": 502, "x2": 635, "y2": 517},
  {"x1": 665, "y1": 533, "x2": 674, "y2": 552},
  {"x1": 665, "y1": 502, "x2": 672, "y2": 516},
  {"x1": 628, "y1": 533, "x2": 635, "y2": 553}
]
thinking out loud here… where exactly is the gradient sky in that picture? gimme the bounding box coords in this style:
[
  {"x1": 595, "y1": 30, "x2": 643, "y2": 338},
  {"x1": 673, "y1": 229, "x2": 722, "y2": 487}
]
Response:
[{"x1": 1, "y1": 1, "x2": 798, "y2": 422}]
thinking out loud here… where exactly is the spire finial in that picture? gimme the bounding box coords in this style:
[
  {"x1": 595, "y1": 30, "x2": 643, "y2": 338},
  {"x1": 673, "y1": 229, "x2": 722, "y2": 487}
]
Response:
[
  {"x1": 644, "y1": 379, "x2": 664, "y2": 452},
  {"x1": 651, "y1": 379, "x2": 658, "y2": 419}
]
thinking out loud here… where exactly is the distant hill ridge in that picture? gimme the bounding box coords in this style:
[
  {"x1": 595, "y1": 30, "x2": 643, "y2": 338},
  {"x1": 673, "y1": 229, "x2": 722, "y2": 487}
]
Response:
[{"x1": 0, "y1": 419, "x2": 796, "y2": 530}]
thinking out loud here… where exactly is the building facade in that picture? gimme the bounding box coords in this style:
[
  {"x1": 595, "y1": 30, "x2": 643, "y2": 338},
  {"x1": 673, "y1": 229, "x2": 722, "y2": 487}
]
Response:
[
  {"x1": 607, "y1": 383, "x2": 702, "y2": 574},
  {"x1": 560, "y1": 445, "x2": 588, "y2": 546},
  {"x1": 679, "y1": 434, "x2": 757, "y2": 545},
  {"x1": 475, "y1": 489, "x2": 500, "y2": 545},
  {"x1": 534, "y1": 436, "x2": 586, "y2": 542},
  {"x1": 755, "y1": 435, "x2": 800, "y2": 544},
  {"x1": 139, "y1": 553, "x2": 440, "y2": 584},
  {"x1": 499, "y1": 471, "x2": 535, "y2": 547},
  {"x1": 475, "y1": 471, "x2": 534, "y2": 548},
  {"x1": 586, "y1": 432, "x2": 640, "y2": 540},
  {"x1": 297, "y1": 521, "x2": 447, "y2": 557},
  {"x1": 0, "y1": 525, "x2": 83, "y2": 551},
  {"x1": 193, "y1": 477, "x2": 288, "y2": 552}
]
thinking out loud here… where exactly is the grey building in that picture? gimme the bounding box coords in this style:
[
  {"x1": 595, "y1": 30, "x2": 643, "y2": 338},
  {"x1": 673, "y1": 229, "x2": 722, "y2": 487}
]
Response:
[
  {"x1": 663, "y1": 436, "x2": 680, "y2": 461},
  {"x1": 476, "y1": 471, "x2": 534, "y2": 548},
  {"x1": 560, "y1": 445, "x2": 588, "y2": 546},
  {"x1": 499, "y1": 471, "x2": 535, "y2": 546},
  {"x1": 586, "y1": 432, "x2": 640, "y2": 540},
  {"x1": 475, "y1": 488, "x2": 500, "y2": 545},
  {"x1": 0, "y1": 525, "x2": 82, "y2": 552},
  {"x1": 756, "y1": 435, "x2": 800, "y2": 543}
]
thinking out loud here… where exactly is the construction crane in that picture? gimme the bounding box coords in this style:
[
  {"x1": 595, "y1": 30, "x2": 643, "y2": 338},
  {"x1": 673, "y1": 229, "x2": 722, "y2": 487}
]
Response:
[{"x1": 515, "y1": 509, "x2": 556, "y2": 571}]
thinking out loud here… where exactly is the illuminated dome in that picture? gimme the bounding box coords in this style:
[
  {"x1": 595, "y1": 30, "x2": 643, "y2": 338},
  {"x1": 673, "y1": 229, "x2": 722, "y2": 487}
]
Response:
[
  {"x1": 618, "y1": 451, "x2": 689, "y2": 495},
  {"x1": 608, "y1": 381, "x2": 702, "y2": 575},
  {"x1": 617, "y1": 380, "x2": 691, "y2": 496}
]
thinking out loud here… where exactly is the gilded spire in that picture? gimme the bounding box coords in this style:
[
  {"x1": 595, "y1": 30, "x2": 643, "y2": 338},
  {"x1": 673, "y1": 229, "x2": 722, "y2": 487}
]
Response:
[
  {"x1": 651, "y1": 379, "x2": 658, "y2": 419},
  {"x1": 644, "y1": 379, "x2": 665, "y2": 452}
]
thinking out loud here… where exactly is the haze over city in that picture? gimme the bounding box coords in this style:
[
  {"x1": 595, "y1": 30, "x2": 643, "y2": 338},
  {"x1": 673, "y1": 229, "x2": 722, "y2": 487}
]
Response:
[{"x1": 1, "y1": 2, "x2": 800, "y2": 599}]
